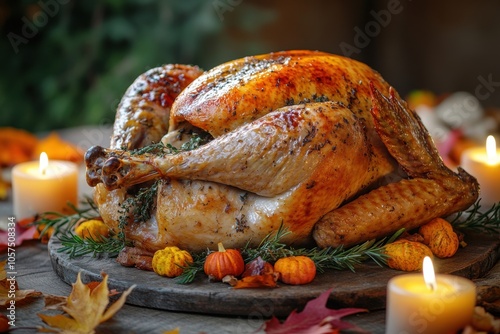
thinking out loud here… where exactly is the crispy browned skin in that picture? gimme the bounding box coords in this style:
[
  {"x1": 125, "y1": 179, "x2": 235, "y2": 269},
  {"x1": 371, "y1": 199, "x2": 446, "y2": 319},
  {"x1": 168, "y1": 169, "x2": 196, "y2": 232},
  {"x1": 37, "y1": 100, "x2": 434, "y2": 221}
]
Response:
[
  {"x1": 86, "y1": 50, "x2": 479, "y2": 254},
  {"x1": 312, "y1": 87, "x2": 479, "y2": 247},
  {"x1": 111, "y1": 64, "x2": 203, "y2": 150},
  {"x1": 89, "y1": 102, "x2": 381, "y2": 251},
  {"x1": 170, "y1": 50, "x2": 388, "y2": 140}
]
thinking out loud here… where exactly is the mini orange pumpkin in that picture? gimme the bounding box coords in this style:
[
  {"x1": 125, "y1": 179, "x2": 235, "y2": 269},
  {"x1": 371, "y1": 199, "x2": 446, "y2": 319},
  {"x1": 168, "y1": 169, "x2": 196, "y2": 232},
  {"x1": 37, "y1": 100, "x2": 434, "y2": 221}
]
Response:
[
  {"x1": 274, "y1": 256, "x2": 316, "y2": 285},
  {"x1": 203, "y1": 242, "x2": 245, "y2": 281}
]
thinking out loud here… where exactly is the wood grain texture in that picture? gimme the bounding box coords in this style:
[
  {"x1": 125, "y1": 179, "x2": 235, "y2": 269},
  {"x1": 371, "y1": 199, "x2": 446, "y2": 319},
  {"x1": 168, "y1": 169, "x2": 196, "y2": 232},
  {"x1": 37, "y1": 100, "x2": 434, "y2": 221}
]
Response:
[{"x1": 49, "y1": 232, "x2": 500, "y2": 317}]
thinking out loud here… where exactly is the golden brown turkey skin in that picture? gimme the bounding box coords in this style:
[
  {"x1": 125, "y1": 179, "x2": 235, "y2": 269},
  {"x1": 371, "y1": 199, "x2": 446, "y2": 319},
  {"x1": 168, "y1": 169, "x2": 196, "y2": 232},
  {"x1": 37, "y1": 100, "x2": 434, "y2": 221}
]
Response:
[
  {"x1": 87, "y1": 50, "x2": 479, "y2": 255},
  {"x1": 111, "y1": 64, "x2": 203, "y2": 150},
  {"x1": 170, "y1": 50, "x2": 387, "y2": 137},
  {"x1": 312, "y1": 87, "x2": 479, "y2": 247},
  {"x1": 93, "y1": 102, "x2": 382, "y2": 251}
]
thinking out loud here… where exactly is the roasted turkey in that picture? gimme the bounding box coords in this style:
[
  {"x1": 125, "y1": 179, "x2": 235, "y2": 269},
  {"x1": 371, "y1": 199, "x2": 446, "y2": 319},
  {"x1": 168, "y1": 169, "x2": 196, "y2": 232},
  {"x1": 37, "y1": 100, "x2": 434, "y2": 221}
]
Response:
[{"x1": 85, "y1": 50, "x2": 478, "y2": 264}]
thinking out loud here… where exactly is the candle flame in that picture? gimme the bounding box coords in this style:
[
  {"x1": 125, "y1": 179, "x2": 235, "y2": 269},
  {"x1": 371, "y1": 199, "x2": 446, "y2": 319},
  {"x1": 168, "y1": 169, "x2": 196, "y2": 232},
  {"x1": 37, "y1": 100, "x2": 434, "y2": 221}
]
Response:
[
  {"x1": 486, "y1": 135, "x2": 497, "y2": 163},
  {"x1": 39, "y1": 152, "x2": 49, "y2": 175},
  {"x1": 423, "y1": 256, "x2": 437, "y2": 291}
]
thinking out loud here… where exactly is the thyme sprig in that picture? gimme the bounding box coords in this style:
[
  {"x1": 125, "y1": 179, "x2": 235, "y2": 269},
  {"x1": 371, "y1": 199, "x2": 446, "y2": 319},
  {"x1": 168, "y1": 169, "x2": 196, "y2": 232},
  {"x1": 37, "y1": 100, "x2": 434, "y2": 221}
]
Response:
[
  {"x1": 130, "y1": 132, "x2": 211, "y2": 156},
  {"x1": 450, "y1": 200, "x2": 500, "y2": 233},
  {"x1": 34, "y1": 196, "x2": 100, "y2": 237},
  {"x1": 57, "y1": 232, "x2": 127, "y2": 258},
  {"x1": 119, "y1": 181, "x2": 159, "y2": 224}
]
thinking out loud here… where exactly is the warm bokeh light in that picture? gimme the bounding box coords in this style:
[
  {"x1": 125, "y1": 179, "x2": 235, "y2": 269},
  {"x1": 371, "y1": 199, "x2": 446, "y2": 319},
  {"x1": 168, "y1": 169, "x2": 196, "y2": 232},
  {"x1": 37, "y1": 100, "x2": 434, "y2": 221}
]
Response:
[
  {"x1": 39, "y1": 152, "x2": 48, "y2": 175},
  {"x1": 423, "y1": 256, "x2": 437, "y2": 291},
  {"x1": 486, "y1": 135, "x2": 498, "y2": 164}
]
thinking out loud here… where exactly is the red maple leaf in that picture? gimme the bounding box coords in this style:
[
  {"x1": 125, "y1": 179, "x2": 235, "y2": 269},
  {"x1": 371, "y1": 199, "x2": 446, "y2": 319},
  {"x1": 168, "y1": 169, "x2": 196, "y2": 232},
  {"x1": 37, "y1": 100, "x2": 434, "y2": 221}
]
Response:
[
  {"x1": 261, "y1": 289, "x2": 368, "y2": 334},
  {"x1": 0, "y1": 217, "x2": 37, "y2": 251}
]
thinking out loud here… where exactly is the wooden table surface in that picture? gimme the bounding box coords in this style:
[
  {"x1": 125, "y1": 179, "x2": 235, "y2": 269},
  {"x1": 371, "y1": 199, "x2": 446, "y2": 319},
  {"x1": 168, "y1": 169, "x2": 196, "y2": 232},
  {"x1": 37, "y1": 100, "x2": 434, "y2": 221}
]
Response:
[
  {"x1": 1, "y1": 126, "x2": 499, "y2": 334},
  {"x1": 11, "y1": 241, "x2": 390, "y2": 333}
]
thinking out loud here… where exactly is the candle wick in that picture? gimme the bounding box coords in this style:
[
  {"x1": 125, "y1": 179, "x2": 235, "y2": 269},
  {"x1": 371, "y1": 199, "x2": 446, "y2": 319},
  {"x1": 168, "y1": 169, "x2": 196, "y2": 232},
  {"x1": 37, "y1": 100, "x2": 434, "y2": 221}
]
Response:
[{"x1": 427, "y1": 281, "x2": 437, "y2": 292}]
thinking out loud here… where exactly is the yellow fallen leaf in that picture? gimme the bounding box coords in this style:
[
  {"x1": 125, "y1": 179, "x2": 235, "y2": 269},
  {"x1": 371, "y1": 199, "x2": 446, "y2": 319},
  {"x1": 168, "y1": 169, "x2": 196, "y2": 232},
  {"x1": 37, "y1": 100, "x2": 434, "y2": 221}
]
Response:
[
  {"x1": 0, "y1": 260, "x2": 42, "y2": 306},
  {"x1": 42, "y1": 294, "x2": 67, "y2": 311},
  {"x1": 38, "y1": 272, "x2": 135, "y2": 334}
]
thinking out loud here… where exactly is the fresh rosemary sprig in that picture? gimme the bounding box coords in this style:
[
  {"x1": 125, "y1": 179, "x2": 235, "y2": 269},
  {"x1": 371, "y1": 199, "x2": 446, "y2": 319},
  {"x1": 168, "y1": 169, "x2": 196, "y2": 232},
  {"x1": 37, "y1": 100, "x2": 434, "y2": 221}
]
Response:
[
  {"x1": 450, "y1": 200, "x2": 500, "y2": 233},
  {"x1": 34, "y1": 196, "x2": 101, "y2": 237},
  {"x1": 57, "y1": 232, "x2": 127, "y2": 258},
  {"x1": 242, "y1": 223, "x2": 296, "y2": 262},
  {"x1": 175, "y1": 252, "x2": 208, "y2": 284},
  {"x1": 242, "y1": 224, "x2": 400, "y2": 273},
  {"x1": 175, "y1": 225, "x2": 401, "y2": 284}
]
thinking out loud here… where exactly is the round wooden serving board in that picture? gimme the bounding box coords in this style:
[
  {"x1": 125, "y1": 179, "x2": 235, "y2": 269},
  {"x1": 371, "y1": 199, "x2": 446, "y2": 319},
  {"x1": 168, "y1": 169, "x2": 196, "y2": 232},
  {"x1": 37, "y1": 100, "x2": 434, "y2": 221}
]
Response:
[{"x1": 49, "y1": 233, "x2": 500, "y2": 317}]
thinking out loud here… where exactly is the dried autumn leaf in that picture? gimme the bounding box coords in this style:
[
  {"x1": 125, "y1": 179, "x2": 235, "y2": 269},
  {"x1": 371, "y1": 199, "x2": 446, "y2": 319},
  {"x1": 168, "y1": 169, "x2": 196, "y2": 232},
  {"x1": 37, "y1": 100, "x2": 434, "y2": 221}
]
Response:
[
  {"x1": 262, "y1": 288, "x2": 367, "y2": 334},
  {"x1": 222, "y1": 258, "x2": 279, "y2": 289},
  {"x1": 0, "y1": 217, "x2": 37, "y2": 252},
  {"x1": 43, "y1": 284, "x2": 120, "y2": 312},
  {"x1": 232, "y1": 274, "x2": 279, "y2": 289},
  {"x1": 43, "y1": 294, "x2": 68, "y2": 311},
  {"x1": 38, "y1": 272, "x2": 135, "y2": 334},
  {"x1": 86, "y1": 281, "x2": 119, "y2": 297},
  {"x1": 0, "y1": 260, "x2": 41, "y2": 306},
  {"x1": 241, "y1": 257, "x2": 274, "y2": 277}
]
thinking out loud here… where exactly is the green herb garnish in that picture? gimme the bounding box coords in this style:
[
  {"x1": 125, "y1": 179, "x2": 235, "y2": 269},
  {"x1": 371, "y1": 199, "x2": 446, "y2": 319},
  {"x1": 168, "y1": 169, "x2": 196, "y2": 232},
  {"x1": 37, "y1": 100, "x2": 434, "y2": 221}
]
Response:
[
  {"x1": 57, "y1": 232, "x2": 127, "y2": 258},
  {"x1": 34, "y1": 196, "x2": 100, "y2": 236},
  {"x1": 174, "y1": 224, "x2": 402, "y2": 284},
  {"x1": 450, "y1": 200, "x2": 500, "y2": 233}
]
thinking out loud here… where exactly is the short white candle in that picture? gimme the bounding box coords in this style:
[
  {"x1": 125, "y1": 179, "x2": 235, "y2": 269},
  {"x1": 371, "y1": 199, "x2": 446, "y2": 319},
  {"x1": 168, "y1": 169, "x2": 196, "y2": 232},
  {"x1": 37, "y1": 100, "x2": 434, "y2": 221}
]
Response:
[
  {"x1": 12, "y1": 152, "x2": 78, "y2": 219},
  {"x1": 460, "y1": 135, "x2": 500, "y2": 207},
  {"x1": 386, "y1": 257, "x2": 476, "y2": 334}
]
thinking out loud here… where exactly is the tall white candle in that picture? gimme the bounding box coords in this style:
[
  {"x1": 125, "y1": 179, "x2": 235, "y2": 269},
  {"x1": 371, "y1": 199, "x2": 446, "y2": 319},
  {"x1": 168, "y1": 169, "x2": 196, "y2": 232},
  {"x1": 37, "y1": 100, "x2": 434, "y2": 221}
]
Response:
[
  {"x1": 12, "y1": 152, "x2": 78, "y2": 219},
  {"x1": 461, "y1": 135, "x2": 500, "y2": 207},
  {"x1": 386, "y1": 257, "x2": 476, "y2": 334}
]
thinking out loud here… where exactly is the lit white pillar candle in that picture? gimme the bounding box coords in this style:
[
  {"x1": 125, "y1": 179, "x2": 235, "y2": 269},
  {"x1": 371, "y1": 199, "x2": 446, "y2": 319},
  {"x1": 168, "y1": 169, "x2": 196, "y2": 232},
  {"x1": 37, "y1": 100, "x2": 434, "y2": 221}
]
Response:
[
  {"x1": 12, "y1": 152, "x2": 78, "y2": 219},
  {"x1": 460, "y1": 135, "x2": 500, "y2": 208},
  {"x1": 386, "y1": 257, "x2": 476, "y2": 334}
]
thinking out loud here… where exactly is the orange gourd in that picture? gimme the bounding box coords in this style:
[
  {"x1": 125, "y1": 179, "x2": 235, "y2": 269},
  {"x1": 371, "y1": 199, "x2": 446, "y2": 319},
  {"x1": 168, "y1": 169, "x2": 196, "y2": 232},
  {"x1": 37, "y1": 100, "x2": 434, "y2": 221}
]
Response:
[
  {"x1": 384, "y1": 240, "x2": 433, "y2": 271},
  {"x1": 419, "y1": 218, "x2": 459, "y2": 258},
  {"x1": 274, "y1": 256, "x2": 316, "y2": 285},
  {"x1": 203, "y1": 242, "x2": 245, "y2": 281}
]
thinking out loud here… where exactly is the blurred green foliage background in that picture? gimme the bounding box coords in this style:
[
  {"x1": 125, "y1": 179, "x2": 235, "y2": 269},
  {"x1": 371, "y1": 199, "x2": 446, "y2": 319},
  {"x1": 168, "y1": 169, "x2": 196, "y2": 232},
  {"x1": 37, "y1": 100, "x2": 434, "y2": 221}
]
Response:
[
  {"x1": 1, "y1": 0, "x2": 499, "y2": 133},
  {"x1": 0, "y1": 0, "x2": 275, "y2": 132}
]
